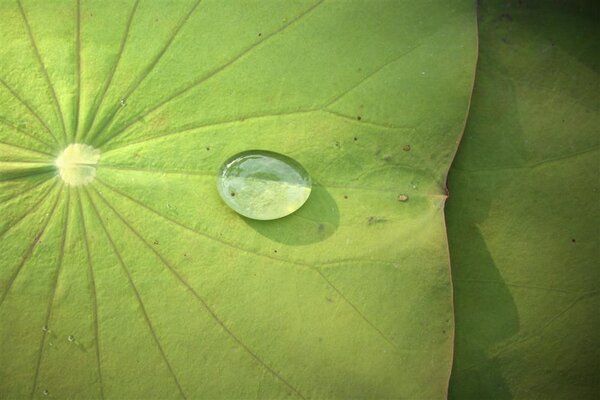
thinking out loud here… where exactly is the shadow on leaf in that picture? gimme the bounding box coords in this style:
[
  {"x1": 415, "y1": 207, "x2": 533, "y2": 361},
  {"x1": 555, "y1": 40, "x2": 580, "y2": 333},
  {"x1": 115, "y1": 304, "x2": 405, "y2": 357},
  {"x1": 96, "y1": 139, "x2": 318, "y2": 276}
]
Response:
[{"x1": 244, "y1": 183, "x2": 339, "y2": 245}]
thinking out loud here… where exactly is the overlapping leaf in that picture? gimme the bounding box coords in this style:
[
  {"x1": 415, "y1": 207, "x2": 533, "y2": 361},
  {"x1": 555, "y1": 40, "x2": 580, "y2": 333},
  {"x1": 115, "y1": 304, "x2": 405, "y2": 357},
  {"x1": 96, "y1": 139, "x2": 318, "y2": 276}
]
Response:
[{"x1": 447, "y1": 0, "x2": 599, "y2": 398}]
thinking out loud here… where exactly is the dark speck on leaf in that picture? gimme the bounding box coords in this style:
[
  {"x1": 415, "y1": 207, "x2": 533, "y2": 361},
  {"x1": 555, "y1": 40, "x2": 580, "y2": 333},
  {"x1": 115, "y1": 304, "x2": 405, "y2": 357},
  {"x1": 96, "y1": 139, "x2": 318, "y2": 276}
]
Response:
[
  {"x1": 571, "y1": 238, "x2": 576, "y2": 243},
  {"x1": 258, "y1": 32, "x2": 262, "y2": 37},
  {"x1": 403, "y1": 144, "x2": 411, "y2": 152},
  {"x1": 326, "y1": 296, "x2": 333, "y2": 303},
  {"x1": 153, "y1": 240, "x2": 159, "y2": 245},
  {"x1": 367, "y1": 216, "x2": 386, "y2": 225},
  {"x1": 343, "y1": 195, "x2": 348, "y2": 199},
  {"x1": 230, "y1": 192, "x2": 235, "y2": 197},
  {"x1": 353, "y1": 137, "x2": 358, "y2": 141},
  {"x1": 273, "y1": 249, "x2": 278, "y2": 253},
  {"x1": 206, "y1": 146, "x2": 210, "y2": 151},
  {"x1": 357, "y1": 116, "x2": 362, "y2": 121}
]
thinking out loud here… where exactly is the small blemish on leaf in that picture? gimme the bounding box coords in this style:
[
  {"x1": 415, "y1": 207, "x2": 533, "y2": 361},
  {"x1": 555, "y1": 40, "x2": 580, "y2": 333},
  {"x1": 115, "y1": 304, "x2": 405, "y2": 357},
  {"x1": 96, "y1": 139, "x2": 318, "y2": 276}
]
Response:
[
  {"x1": 343, "y1": 195, "x2": 348, "y2": 199},
  {"x1": 398, "y1": 194, "x2": 409, "y2": 202},
  {"x1": 571, "y1": 238, "x2": 576, "y2": 243},
  {"x1": 230, "y1": 192, "x2": 235, "y2": 197},
  {"x1": 367, "y1": 216, "x2": 386, "y2": 225},
  {"x1": 353, "y1": 137, "x2": 358, "y2": 141},
  {"x1": 357, "y1": 116, "x2": 362, "y2": 121},
  {"x1": 258, "y1": 32, "x2": 262, "y2": 37},
  {"x1": 403, "y1": 144, "x2": 411, "y2": 152},
  {"x1": 153, "y1": 240, "x2": 159, "y2": 245}
]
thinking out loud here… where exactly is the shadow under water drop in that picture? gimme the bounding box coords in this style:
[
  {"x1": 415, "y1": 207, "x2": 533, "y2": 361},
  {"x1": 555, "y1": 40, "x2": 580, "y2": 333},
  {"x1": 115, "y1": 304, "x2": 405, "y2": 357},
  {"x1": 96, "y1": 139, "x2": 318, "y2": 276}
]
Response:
[{"x1": 244, "y1": 183, "x2": 339, "y2": 246}]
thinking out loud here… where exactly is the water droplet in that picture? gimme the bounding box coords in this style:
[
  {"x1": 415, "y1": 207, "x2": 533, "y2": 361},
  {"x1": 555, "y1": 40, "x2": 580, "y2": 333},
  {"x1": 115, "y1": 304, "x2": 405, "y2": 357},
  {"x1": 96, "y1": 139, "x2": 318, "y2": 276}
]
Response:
[
  {"x1": 67, "y1": 335, "x2": 75, "y2": 342},
  {"x1": 43, "y1": 389, "x2": 49, "y2": 396},
  {"x1": 217, "y1": 150, "x2": 312, "y2": 220},
  {"x1": 397, "y1": 194, "x2": 409, "y2": 202},
  {"x1": 119, "y1": 98, "x2": 126, "y2": 106}
]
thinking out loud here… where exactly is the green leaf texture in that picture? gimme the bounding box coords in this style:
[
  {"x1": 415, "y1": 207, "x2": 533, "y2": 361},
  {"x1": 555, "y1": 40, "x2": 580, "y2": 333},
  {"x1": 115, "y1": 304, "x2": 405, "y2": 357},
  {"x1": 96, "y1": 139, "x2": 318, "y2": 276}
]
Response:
[
  {"x1": 447, "y1": 0, "x2": 599, "y2": 398},
  {"x1": 0, "y1": 1, "x2": 477, "y2": 398}
]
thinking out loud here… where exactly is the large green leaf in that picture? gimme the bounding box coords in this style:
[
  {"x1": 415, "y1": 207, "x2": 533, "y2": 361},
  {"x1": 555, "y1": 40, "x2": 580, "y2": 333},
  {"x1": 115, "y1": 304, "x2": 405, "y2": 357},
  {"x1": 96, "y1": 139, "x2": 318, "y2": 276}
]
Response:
[
  {"x1": 447, "y1": 0, "x2": 599, "y2": 398},
  {"x1": 0, "y1": 0, "x2": 476, "y2": 398}
]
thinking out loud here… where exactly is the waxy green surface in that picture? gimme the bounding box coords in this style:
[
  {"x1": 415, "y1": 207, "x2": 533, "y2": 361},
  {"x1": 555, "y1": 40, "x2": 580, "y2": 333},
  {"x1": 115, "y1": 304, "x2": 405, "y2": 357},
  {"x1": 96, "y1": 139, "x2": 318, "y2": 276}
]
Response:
[{"x1": 0, "y1": 0, "x2": 476, "y2": 398}]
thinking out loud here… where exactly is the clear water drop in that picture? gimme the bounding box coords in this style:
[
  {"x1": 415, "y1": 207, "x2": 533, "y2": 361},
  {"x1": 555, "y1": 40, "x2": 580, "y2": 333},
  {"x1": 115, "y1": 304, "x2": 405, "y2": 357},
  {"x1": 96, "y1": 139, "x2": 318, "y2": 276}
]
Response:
[
  {"x1": 217, "y1": 150, "x2": 312, "y2": 220},
  {"x1": 119, "y1": 98, "x2": 126, "y2": 106}
]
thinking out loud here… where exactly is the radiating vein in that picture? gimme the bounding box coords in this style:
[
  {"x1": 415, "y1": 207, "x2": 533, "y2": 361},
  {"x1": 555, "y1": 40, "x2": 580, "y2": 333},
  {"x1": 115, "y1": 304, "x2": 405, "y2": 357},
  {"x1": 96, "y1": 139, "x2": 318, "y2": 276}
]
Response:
[
  {"x1": 101, "y1": 109, "x2": 318, "y2": 152},
  {"x1": 454, "y1": 279, "x2": 593, "y2": 294},
  {"x1": 0, "y1": 174, "x2": 54, "y2": 206},
  {"x1": 453, "y1": 145, "x2": 600, "y2": 173},
  {"x1": 98, "y1": 38, "x2": 424, "y2": 153},
  {"x1": 73, "y1": 0, "x2": 81, "y2": 142},
  {"x1": 89, "y1": 185, "x2": 306, "y2": 399},
  {"x1": 97, "y1": 164, "x2": 441, "y2": 197},
  {"x1": 323, "y1": 109, "x2": 409, "y2": 130},
  {"x1": 80, "y1": 0, "x2": 140, "y2": 143},
  {"x1": 83, "y1": 187, "x2": 187, "y2": 400},
  {"x1": 88, "y1": 0, "x2": 201, "y2": 145},
  {"x1": 0, "y1": 179, "x2": 58, "y2": 244},
  {"x1": 31, "y1": 187, "x2": 69, "y2": 399},
  {"x1": 95, "y1": 177, "x2": 399, "y2": 350},
  {"x1": 76, "y1": 190, "x2": 104, "y2": 400},
  {"x1": 94, "y1": 0, "x2": 325, "y2": 148},
  {"x1": 17, "y1": 0, "x2": 68, "y2": 146},
  {"x1": 0, "y1": 139, "x2": 53, "y2": 158},
  {"x1": 0, "y1": 79, "x2": 59, "y2": 147},
  {"x1": 0, "y1": 182, "x2": 60, "y2": 318},
  {"x1": 323, "y1": 41, "x2": 426, "y2": 108}
]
